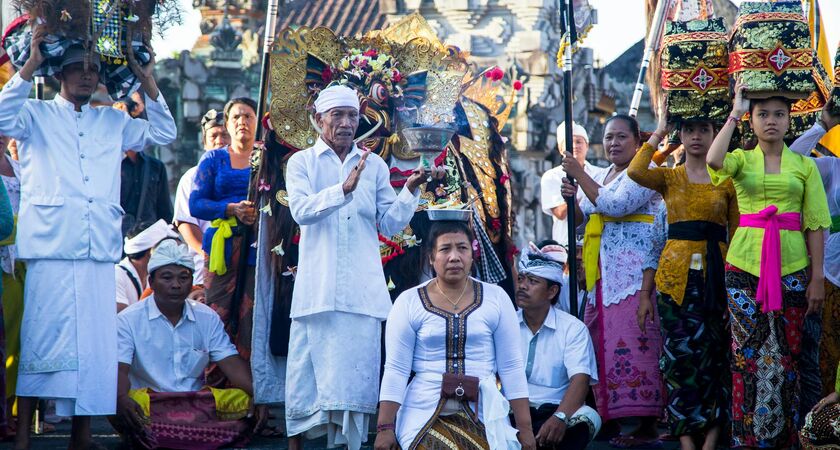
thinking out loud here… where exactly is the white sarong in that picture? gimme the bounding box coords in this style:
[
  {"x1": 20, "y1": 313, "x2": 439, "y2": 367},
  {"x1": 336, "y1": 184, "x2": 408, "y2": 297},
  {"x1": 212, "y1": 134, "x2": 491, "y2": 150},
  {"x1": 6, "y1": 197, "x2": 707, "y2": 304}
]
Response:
[
  {"x1": 285, "y1": 311, "x2": 380, "y2": 450},
  {"x1": 16, "y1": 259, "x2": 117, "y2": 416}
]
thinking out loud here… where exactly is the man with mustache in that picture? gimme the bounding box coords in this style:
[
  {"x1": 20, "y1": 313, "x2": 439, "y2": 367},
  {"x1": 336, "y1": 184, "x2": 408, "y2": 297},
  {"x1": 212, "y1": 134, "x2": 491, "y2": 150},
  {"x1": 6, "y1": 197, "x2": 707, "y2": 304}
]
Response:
[
  {"x1": 283, "y1": 84, "x2": 443, "y2": 450},
  {"x1": 0, "y1": 26, "x2": 176, "y2": 449},
  {"x1": 114, "y1": 240, "x2": 265, "y2": 449},
  {"x1": 514, "y1": 243, "x2": 601, "y2": 450}
]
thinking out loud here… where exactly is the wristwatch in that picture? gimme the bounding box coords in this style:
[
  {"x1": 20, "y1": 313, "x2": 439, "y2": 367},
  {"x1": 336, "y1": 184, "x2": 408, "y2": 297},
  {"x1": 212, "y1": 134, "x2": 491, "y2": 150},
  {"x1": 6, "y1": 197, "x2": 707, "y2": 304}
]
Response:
[{"x1": 553, "y1": 411, "x2": 568, "y2": 424}]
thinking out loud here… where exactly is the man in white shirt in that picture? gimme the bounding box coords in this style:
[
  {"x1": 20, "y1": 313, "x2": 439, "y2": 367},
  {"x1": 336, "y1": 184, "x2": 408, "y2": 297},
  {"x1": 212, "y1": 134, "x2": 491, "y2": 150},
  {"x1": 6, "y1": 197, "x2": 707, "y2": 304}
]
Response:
[
  {"x1": 283, "y1": 85, "x2": 442, "y2": 450},
  {"x1": 172, "y1": 109, "x2": 230, "y2": 288},
  {"x1": 0, "y1": 30, "x2": 176, "y2": 448},
  {"x1": 540, "y1": 122, "x2": 600, "y2": 246},
  {"x1": 116, "y1": 220, "x2": 179, "y2": 312},
  {"x1": 115, "y1": 240, "x2": 265, "y2": 448},
  {"x1": 514, "y1": 245, "x2": 601, "y2": 450}
]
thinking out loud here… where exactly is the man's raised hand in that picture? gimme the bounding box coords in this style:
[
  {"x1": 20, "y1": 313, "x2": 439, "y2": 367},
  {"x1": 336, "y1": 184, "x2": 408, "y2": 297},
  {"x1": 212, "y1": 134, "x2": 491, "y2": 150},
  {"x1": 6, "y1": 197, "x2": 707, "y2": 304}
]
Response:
[{"x1": 343, "y1": 147, "x2": 371, "y2": 195}]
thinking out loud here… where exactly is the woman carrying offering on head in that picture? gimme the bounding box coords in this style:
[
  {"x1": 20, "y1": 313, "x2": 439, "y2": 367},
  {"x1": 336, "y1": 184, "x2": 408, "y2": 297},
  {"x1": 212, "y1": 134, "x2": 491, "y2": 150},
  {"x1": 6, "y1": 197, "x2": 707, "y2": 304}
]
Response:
[
  {"x1": 628, "y1": 101, "x2": 738, "y2": 450},
  {"x1": 706, "y1": 83, "x2": 831, "y2": 449}
]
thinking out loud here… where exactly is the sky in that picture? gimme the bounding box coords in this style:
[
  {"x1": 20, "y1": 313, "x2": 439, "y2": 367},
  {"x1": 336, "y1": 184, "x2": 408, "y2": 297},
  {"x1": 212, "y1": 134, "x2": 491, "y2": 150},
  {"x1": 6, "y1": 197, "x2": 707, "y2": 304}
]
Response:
[{"x1": 153, "y1": 0, "x2": 839, "y2": 65}]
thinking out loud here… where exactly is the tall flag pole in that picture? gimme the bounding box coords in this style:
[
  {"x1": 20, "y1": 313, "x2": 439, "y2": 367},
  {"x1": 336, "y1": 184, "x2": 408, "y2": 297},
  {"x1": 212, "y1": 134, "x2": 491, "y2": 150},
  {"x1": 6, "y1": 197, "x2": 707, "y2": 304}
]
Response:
[
  {"x1": 231, "y1": 0, "x2": 280, "y2": 335},
  {"x1": 560, "y1": 0, "x2": 580, "y2": 320},
  {"x1": 629, "y1": 0, "x2": 669, "y2": 117}
]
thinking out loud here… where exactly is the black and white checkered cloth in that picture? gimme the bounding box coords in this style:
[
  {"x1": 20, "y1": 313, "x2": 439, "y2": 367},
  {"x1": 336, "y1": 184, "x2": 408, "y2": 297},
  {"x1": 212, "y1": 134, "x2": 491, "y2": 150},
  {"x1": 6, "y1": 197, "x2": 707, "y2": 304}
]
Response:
[
  {"x1": 472, "y1": 207, "x2": 507, "y2": 284},
  {"x1": 3, "y1": 28, "x2": 151, "y2": 100}
]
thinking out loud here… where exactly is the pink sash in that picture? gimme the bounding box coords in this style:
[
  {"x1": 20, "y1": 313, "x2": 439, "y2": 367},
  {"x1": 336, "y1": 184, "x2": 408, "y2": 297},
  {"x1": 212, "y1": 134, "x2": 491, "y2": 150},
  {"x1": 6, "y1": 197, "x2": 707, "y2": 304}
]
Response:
[{"x1": 739, "y1": 205, "x2": 802, "y2": 313}]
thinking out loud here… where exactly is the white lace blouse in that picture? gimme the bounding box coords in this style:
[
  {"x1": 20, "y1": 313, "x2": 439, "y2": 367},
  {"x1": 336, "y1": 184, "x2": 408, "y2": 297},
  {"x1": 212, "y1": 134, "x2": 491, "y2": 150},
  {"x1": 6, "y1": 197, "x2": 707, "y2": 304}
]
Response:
[{"x1": 580, "y1": 166, "x2": 665, "y2": 306}]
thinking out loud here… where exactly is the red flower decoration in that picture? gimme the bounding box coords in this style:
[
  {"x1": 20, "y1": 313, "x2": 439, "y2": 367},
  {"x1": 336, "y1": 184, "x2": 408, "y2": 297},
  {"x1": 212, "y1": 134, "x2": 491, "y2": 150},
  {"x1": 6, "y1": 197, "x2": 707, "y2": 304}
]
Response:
[
  {"x1": 393, "y1": 71, "x2": 402, "y2": 83},
  {"x1": 513, "y1": 80, "x2": 523, "y2": 91},
  {"x1": 363, "y1": 48, "x2": 378, "y2": 58},
  {"x1": 321, "y1": 66, "x2": 333, "y2": 83},
  {"x1": 499, "y1": 173, "x2": 510, "y2": 185},
  {"x1": 491, "y1": 218, "x2": 502, "y2": 230},
  {"x1": 292, "y1": 233, "x2": 301, "y2": 245},
  {"x1": 485, "y1": 67, "x2": 505, "y2": 82},
  {"x1": 472, "y1": 239, "x2": 481, "y2": 259}
]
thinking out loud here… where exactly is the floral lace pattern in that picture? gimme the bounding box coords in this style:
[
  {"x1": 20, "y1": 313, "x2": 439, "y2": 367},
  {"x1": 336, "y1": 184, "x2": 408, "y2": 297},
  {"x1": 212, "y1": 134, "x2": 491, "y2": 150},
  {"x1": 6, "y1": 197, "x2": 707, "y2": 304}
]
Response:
[{"x1": 580, "y1": 167, "x2": 665, "y2": 306}]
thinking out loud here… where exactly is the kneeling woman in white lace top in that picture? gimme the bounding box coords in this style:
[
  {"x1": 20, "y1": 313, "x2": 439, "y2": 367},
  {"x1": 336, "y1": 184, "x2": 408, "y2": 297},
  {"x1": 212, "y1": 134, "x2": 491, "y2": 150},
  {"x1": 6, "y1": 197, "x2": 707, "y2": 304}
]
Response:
[{"x1": 375, "y1": 220, "x2": 536, "y2": 450}]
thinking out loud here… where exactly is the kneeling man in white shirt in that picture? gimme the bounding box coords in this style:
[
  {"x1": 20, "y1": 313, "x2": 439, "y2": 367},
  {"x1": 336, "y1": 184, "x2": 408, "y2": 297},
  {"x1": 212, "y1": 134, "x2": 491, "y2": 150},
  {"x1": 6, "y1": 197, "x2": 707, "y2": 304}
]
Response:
[{"x1": 513, "y1": 243, "x2": 601, "y2": 450}]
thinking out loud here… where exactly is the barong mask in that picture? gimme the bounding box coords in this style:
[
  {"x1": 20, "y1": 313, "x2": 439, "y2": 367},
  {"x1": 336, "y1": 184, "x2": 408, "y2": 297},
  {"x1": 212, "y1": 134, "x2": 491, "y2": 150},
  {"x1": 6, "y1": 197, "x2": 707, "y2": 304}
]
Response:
[{"x1": 517, "y1": 242, "x2": 566, "y2": 286}]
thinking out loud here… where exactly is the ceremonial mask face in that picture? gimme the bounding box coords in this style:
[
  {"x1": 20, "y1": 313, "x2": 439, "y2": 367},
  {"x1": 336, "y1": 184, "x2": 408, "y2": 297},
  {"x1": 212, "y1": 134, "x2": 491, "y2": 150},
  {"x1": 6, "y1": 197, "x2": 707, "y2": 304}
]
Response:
[
  {"x1": 317, "y1": 107, "x2": 360, "y2": 151},
  {"x1": 680, "y1": 121, "x2": 715, "y2": 157},
  {"x1": 749, "y1": 98, "x2": 791, "y2": 143},
  {"x1": 430, "y1": 232, "x2": 473, "y2": 284}
]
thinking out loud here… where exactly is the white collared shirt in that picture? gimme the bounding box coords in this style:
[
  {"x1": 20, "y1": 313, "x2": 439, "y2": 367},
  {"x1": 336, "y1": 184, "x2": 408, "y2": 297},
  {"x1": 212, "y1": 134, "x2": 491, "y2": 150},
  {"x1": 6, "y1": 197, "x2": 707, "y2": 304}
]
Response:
[
  {"x1": 0, "y1": 73, "x2": 177, "y2": 263},
  {"x1": 115, "y1": 257, "x2": 144, "y2": 307},
  {"x1": 117, "y1": 296, "x2": 238, "y2": 392},
  {"x1": 517, "y1": 307, "x2": 598, "y2": 408},
  {"x1": 540, "y1": 162, "x2": 603, "y2": 246},
  {"x1": 286, "y1": 137, "x2": 420, "y2": 319},
  {"x1": 173, "y1": 165, "x2": 209, "y2": 285}
]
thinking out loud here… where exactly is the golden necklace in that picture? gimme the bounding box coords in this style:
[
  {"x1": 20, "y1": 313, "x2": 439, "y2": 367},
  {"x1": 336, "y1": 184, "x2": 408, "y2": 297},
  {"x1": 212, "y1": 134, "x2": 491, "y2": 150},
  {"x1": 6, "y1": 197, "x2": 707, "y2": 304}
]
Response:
[{"x1": 436, "y1": 279, "x2": 469, "y2": 311}]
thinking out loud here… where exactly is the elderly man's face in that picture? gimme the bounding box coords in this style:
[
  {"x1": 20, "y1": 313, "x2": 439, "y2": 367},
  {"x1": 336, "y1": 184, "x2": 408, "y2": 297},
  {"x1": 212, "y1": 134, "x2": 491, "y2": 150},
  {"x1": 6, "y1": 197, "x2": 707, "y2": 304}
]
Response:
[
  {"x1": 317, "y1": 107, "x2": 359, "y2": 150},
  {"x1": 149, "y1": 265, "x2": 193, "y2": 305},
  {"x1": 204, "y1": 125, "x2": 231, "y2": 150}
]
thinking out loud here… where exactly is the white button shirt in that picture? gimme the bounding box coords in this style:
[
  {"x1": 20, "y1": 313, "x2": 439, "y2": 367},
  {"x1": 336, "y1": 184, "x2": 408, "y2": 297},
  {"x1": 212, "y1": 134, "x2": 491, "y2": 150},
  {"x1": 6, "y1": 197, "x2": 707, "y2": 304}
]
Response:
[
  {"x1": 173, "y1": 165, "x2": 209, "y2": 285},
  {"x1": 117, "y1": 296, "x2": 239, "y2": 393},
  {"x1": 115, "y1": 257, "x2": 143, "y2": 307},
  {"x1": 0, "y1": 73, "x2": 177, "y2": 262},
  {"x1": 517, "y1": 307, "x2": 598, "y2": 408},
  {"x1": 286, "y1": 138, "x2": 420, "y2": 320},
  {"x1": 540, "y1": 162, "x2": 603, "y2": 246}
]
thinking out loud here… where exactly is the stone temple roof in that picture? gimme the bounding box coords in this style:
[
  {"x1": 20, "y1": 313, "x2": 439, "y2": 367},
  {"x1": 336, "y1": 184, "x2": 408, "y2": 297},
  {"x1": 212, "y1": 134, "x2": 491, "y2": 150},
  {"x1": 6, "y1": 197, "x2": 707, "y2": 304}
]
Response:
[{"x1": 277, "y1": 0, "x2": 389, "y2": 36}]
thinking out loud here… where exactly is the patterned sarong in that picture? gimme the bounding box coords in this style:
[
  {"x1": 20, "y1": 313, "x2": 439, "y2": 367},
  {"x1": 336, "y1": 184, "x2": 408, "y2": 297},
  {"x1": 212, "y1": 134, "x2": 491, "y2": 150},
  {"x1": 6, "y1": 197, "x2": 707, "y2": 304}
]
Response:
[
  {"x1": 800, "y1": 403, "x2": 840, "y2": 450},
  {"x1": 413, "y1": 410, "x2": 489, "y2": 450},
  {"x1": 111, "y1": 388, "x2": 252, "y2": 450},
  {"x1": 658, "y1": 271, "x2": 729, "y2": 436},
  {"x1": 726, "y1": 266, "x2": 807, "y2": 448},
  {"x1": 820, "y1": 280, "x2": 840, "y2": 397}
]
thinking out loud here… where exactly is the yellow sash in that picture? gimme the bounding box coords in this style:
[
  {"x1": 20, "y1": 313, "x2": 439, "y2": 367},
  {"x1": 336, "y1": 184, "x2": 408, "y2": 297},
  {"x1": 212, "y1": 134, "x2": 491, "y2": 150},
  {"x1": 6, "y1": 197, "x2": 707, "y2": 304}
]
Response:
[
  {"x1": 583, "y1": 213, "x2": 654, "y2": 292},
  {"x1": 128, "y1": 387, "x2": 250, "y2": 420},
  {"x1": 208, "y1": 217, "x2": 239, "y2": 275}
]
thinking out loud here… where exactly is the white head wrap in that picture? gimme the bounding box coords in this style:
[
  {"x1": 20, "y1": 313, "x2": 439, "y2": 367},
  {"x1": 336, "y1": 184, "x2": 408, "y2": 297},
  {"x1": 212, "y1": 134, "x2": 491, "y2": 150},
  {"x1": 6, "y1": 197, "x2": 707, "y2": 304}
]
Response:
[
  {"x1": 314, "y1": 85, "x2": 360, "y2": 114},
  {"x1": 124, "y1": 219, "x2": 179, "y2": 254},
  {"x1": 148, "y1": 239, "x2": 195, "y2": 274},
  {"x1": 517, "y1": 242, "x2": 566, "y2": 284},
  {"x1": 556, "y1": 121, "x2": 589, "y2": 151}
]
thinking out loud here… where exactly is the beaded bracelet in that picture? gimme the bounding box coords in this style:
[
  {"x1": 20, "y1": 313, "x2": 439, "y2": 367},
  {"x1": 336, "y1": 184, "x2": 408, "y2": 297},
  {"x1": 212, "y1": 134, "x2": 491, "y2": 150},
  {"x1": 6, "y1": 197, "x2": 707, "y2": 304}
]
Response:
[{"x1": 377, "y1": 423, "x2": 396, "y2": 432}]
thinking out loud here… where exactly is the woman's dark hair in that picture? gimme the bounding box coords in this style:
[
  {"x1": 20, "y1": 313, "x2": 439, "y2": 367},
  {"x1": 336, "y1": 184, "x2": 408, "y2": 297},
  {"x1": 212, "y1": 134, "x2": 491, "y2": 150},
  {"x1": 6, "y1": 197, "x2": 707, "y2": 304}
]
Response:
[
  {"x1": 224, "y1": 97, "x2": 258, "y2": 122},
  {"x1": 426, "y1": 221, "x2": 476, "y2": 252},
  {"x1": 749, "y1": 96, "x2": 792, "y2": 115},
  {"x1": 605, "y1": 114, "x2": 641, "y2": 142}
]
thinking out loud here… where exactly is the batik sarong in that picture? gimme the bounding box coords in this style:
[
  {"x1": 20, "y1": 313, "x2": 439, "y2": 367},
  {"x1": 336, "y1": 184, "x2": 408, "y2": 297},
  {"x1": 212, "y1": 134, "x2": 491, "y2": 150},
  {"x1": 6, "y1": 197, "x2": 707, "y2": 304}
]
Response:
[
  {"x1": 800, "y1": 403, "x2": 840, "y2": 450},
  {"x1": 586, "y1": 283, "x2": 664, "y2": 420},
  {"x1": 820, "y1": 280, "x2": 840, "y2": 397},
  {"x1": 110, "y1": 388, "x2": 252, "y2": 450},
  {"x1": 204, "y1": 236, "x2": 255, "y2": 387},
  {"x1": 658, "y1": 275, "x2": 729, "y2": 436},
  {"x1": 412, "y1": 409, "x2": 489, "y2": 450},
  {"x1": 727, "y1": 266, "x2": 807, "y2": 448}
]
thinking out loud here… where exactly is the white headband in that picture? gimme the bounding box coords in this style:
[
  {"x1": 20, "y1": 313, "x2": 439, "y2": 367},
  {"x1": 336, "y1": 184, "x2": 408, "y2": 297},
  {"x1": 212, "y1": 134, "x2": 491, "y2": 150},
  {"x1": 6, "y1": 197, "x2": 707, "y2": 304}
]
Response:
[
  {"x1": 314, "y1": 85, "x2": 360, "y2": 114},
  {"x1": 148, "y1": 239, "x2": 195, "y2": 274},
  {"x1": 556, "y1": 121, "x2": 589, "y2": 150},
  {"x1": 124, "y1": 219, "x2": 179, "y2": 254},
  {"x1": 517, "y1": 242, "x2": 566, "y2": 284}
]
